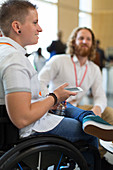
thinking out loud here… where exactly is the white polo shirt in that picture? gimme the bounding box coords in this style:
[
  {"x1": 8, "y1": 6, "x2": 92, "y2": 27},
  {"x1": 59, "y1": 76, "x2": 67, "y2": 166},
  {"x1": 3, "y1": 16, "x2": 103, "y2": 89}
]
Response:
[{"x1": 0, "y1": 37, "x2": 63, "y2": 138}]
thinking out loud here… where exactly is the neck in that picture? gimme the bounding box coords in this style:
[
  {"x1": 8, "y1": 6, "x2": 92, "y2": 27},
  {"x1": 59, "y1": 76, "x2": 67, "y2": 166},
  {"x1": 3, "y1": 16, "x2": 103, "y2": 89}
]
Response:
[
  {"x1": 77, "y1": 56, "x2": 88, "y2": 66},
  {"x1": 9, "y1": 32, "x2": 25, "y2": 48}
]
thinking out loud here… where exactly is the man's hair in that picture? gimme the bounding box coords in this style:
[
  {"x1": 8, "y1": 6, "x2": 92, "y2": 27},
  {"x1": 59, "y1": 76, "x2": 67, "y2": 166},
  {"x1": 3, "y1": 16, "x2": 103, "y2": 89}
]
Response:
[
  {"x1": 66, "y1": 27, "x2": 96, "y2": 60},
  {"x1": 0, "y1": 0, "x2": 37, "y2": 36}
]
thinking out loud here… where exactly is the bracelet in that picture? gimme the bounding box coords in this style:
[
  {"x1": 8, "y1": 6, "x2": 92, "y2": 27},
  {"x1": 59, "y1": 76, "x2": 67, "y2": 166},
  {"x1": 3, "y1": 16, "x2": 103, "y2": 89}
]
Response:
[{"x1": 47, "y1": 93, "x2": 58, "y2": 106}]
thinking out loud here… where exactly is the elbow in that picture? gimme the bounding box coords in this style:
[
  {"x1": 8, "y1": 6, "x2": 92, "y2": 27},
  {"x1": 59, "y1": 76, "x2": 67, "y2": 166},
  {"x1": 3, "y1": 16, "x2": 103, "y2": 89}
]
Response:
[
  {"x1": 15, "y1": 119, "x2": 30, "y2": 129},
  {"x1": 17, "y1": 124, "x2": 26, "y2": 129}
]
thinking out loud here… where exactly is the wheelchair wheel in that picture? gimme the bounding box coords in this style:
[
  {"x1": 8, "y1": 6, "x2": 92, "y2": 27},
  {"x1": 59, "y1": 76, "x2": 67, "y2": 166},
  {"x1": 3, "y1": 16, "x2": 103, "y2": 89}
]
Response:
[{"x1": 0, "y1": 135, "x2": 88, "y2": 170}]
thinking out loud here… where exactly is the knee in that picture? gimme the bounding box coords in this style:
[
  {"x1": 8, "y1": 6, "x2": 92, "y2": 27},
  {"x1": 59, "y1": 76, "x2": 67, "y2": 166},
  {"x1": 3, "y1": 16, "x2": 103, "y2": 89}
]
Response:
[{"x1": 101, "y1": 106, "x2": 113, "y2": 125}]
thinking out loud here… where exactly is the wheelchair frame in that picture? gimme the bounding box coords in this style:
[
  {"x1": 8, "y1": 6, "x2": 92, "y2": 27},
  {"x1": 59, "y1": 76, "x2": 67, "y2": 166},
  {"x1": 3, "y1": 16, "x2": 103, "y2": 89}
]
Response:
[{"x1": 0, "y1": 105, "x2": 101, "y2": 170}]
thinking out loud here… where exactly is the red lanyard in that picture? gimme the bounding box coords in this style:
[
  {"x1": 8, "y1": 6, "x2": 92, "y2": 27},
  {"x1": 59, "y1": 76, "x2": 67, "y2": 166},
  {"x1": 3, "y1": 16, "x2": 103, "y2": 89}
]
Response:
[{"x1": 71, "y1": 57, "x2": 88, "y2": 87}]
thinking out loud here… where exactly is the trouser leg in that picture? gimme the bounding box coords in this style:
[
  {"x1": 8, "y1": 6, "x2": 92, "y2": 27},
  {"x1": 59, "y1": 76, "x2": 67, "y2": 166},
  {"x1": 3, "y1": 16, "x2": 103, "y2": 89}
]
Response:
[{"x1": 65, "y1": 102, "x2": 95, "y2": 123}]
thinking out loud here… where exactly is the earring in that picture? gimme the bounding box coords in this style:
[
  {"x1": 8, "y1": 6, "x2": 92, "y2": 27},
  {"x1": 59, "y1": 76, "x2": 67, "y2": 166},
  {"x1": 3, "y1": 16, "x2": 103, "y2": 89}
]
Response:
[{"x1": 18, "y1": 30, "x2": 21, "y2": 33}]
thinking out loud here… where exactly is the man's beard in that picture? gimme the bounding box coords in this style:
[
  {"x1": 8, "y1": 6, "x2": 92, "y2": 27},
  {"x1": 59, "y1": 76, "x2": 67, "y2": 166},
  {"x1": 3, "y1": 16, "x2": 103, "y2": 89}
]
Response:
[{"x1": 75, "y1": 44, "x2": 91, "y2": 57}]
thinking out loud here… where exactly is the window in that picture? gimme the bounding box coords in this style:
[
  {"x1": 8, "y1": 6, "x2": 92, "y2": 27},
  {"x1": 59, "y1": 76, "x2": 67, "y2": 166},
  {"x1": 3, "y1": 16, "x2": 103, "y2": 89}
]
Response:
[
  {"x1": 79, "y1": 0, "x2": 92, "y2": 28},
  {"x1": 79, "y1": 0, "x2": 92, "y2": 13},
  {"x1": 44, "y1": 0, "x2": 58, "y2": 3},
  {"x1": 79, "y1": 12, "x2": 91, "y2": 28}
]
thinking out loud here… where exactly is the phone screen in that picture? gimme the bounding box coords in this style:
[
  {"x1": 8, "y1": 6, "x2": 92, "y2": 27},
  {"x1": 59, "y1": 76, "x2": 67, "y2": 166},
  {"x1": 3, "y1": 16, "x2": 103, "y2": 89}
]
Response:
[{"x1": 65, "y1": 87, "x2": 83, "y2": 92}]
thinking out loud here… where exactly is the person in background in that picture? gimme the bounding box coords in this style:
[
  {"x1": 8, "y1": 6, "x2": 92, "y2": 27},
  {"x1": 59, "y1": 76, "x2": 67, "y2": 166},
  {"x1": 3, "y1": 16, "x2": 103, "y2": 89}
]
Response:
[
  {"x1": 38, "y1": 27, "x2": 113, "y2": 161},
  {"x1": 93, "y1": 39, "x2": 108, "y2": 71},
  {"x1": 33, "y1": 47, "x2": 46, "y2": 73},
  {"x1": 0, "y1": 1, "x2": 108, "y2": 169},
  {"x1": 47, "y1": 30, "x2": 66, "y2": 59}
]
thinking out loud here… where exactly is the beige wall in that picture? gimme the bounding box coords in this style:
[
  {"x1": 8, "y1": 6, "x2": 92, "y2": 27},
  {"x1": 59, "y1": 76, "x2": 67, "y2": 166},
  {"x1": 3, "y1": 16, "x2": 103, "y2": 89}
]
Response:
[
  {"x1": 92, "y1": 0, "x2": 113, "y2": 51},
  {"x1": 58, "y1": 0, "x2": 79, "y2": 43},
  {"x1": 58, "y1": 0, "x2": 113, "y2": 51}
]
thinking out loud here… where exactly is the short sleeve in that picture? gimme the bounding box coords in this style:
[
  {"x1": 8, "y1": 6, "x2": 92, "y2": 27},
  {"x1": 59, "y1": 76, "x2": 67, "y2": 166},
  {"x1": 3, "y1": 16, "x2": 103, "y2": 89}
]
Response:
[{"x1": 2, "y1": 63, "x2": 31, "y2": 94}]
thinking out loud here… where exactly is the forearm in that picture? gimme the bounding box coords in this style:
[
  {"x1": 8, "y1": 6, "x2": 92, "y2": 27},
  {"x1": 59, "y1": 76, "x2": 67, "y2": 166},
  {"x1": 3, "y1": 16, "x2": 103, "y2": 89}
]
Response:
[
  {"x1": 5, "y1": 83, "x2": 77, "y2": 129},
  {"x1": 5, "y1": 92, "x2": 55, "y2": 129}
]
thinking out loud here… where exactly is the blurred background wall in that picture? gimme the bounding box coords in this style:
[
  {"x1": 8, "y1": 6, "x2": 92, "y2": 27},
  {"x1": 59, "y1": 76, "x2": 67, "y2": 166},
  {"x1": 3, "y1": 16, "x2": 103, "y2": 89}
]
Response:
[
  {"x1": 1, "y1": 0, "x2": 112, "y2": 59},
  {"x1": 58, "y1": 0, "x2": 113, "y2": 54}
]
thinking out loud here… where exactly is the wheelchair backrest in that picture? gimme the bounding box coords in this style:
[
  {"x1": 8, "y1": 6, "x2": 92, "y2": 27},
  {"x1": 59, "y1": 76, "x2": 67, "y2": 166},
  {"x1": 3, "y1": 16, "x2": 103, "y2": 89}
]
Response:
[{"x1": 0, "y1": 105, "x2": 19, "y2": 150}]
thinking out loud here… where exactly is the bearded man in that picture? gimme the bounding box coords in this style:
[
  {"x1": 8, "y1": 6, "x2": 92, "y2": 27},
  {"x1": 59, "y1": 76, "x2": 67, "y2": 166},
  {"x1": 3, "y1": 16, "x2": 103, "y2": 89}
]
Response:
[{"x1": 38, "y1": 27, "x2": 113, "y2": 158}]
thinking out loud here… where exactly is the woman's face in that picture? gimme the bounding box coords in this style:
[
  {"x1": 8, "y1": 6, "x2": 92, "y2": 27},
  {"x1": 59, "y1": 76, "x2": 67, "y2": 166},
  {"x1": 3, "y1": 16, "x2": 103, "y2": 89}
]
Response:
[{"x1": 20, "y1": 9, "x2": 42, "y2": 47}]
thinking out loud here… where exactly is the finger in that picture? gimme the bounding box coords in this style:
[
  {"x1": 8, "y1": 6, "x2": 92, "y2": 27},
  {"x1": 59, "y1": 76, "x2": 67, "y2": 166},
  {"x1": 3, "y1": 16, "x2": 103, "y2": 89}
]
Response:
[
  {"x1": 70, "y1": 92, "x2": 77, "y2": 96},
  {"x1": 66, "y1": 91, "x2": 77, "y2": 96},
  {"x1": 61, "y1": 82, "x2": 69, "y2": 88}
]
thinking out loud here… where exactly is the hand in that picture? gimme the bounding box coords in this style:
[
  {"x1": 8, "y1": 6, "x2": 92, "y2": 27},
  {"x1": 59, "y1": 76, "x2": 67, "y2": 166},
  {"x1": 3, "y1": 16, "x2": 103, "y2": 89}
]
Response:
[
  {"x1": 51, "y1": 101, "x2": 67, "y2": 110},
  {"x1": 53, "y1": 83, "x2": 77, "y2": 104},
  {"x1": 91, "y1": 106, "x2": 101, "y2": 116},
  {"x1": 51, "y1": 103, "x2": 59, "y2": 110}
]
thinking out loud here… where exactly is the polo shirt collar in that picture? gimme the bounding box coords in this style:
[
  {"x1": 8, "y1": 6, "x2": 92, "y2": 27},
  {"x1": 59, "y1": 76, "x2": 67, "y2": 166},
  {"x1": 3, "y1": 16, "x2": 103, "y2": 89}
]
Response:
[{"x1": 0, "y1": 37, "x2": 26, "y2": 55}]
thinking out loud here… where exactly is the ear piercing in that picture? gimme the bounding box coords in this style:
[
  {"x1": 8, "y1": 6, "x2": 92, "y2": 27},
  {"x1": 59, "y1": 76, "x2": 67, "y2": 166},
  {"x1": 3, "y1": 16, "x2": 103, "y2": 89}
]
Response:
[{"x1": 18, "y1": 30, "x2": 21, "y2": 33}]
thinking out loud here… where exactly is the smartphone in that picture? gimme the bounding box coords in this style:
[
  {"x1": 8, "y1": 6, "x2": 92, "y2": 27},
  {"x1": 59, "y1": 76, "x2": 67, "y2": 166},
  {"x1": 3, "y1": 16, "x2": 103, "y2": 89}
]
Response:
[{"x1": 65, "y1": 87, "x2": 83, "y2": 92}]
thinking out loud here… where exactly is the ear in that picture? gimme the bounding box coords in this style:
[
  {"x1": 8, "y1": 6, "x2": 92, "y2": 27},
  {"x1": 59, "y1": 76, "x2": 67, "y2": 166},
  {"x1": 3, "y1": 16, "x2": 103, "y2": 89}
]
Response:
[{"x1": 12, "y1": 21, "x2": 21, "y2": 34}]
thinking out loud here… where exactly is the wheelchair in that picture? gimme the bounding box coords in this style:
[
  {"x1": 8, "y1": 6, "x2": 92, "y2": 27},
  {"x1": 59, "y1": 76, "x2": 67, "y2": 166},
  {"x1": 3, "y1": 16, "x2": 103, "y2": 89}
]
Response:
[{"x1": 0, "y1": 105, "x2": 101, "y2": 170}]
